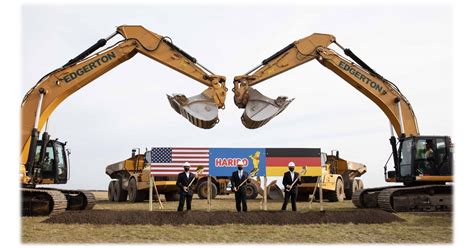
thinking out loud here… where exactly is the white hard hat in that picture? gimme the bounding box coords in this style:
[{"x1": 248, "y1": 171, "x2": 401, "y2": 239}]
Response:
[
  {"x1": 183, "y1": 162, "x2": 191, "y2": 167},
  {"x1": 288, "y1": 162, "x2": 296, "y2": 167},
  {"x1": 237, "y1": 160, "x2": 244, "y2": 166}
]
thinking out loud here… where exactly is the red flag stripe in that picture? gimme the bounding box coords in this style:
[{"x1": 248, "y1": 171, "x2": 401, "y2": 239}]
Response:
[
  {"x1": 151, "y1": 163, "x2": 209, "y2": 166},
  {"x1": 171, "y1": 157, "x2": 209, "y2": 162},
  {"x1": 266, "y1": 157, "x2": 321, "y2": 166},
  {"x1": 172, "y1": 154, "x2": 209, "y2": 157},
  {"x1": 171, "y1": 151, "x2": 209, "y2": 155},
  {"x1": 172, "y1": 149, "x2": 208, "y2": 153}
]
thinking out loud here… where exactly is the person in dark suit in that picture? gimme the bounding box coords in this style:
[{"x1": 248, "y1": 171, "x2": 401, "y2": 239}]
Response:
[
  {"x1": 281, "y1": 161, "x2": 301, "y2": 211},
  {"x1": 176, "y1": 162, "x2": 196, "y2": 211},
  {"x1": 230, "y1": 160, "x2": 250, "y2": 212}
]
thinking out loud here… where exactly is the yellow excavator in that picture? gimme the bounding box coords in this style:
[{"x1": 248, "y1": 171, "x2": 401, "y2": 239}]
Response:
[
  {"x1": 21, "y1": 25, "x2": 227, "y2": 216},
  {"x1": 233, "y1": 33, "x2": 453, "y2": 212}
]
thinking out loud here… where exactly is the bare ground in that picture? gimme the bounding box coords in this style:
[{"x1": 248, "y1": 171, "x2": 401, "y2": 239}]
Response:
[
  {"x1": 22, "y1": 192, "x2": 453, "y2": 243},
  {"x1": 43, "y1": 209, "x2": 403, "y2": 225}
]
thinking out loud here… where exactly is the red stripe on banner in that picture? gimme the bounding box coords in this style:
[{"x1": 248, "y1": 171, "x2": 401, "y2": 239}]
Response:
[
  {"x1": 171, "y1": 148, "x2": 209, "y2": 152},
  {"x1": 173, "y1": 148, "x2": 209, "y2": 150},
  {"x1": 171, "y1": 158, "x2": 210, "y2": 161},
  {"x1": 172, "y1": 155, "x2": 209, "y2": 157},
  {"x1": 151, "y1": 172, "x2": 209, "y2": 176},
  {"x1": 266, "y1": 157, "x2": 321, "y2": 166},
  {"x1": 151, "y1": 163, "x2": 209, "y2": 166},
  {"x1": 152, "y1": 166, "x2": 209, "y2": 167},
  {"x1": 171, "y1": 151, "x2": 209, "y2": 154}
]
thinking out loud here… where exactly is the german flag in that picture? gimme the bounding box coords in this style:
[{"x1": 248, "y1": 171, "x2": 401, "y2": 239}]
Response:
[{"x1": 266, "y1": 148, "x2": 322, "y2": 176}]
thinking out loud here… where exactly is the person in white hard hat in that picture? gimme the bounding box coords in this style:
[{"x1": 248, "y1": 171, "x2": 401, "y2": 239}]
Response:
[
  {"x1": 281, "y1": 161, "x2": 301, "y2": 211},
  {"x1": 230, "y1": 160, "x2": 250, "y2": 212},
  {"x1": 176, "y1": 162, "x2": 196, "y2": 211}
]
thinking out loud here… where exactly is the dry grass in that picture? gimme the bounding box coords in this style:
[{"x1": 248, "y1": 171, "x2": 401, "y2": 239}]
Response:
[{"x1": 21, "y1": 192, "x2": 452, "y2": 244}]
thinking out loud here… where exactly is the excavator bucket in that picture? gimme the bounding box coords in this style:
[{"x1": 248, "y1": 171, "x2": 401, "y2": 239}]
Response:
[
  {"x1": 241, "y1": 87, "x2": 294, "y2": 129},
  {"x1": 167, "y1": 93, "x2": 219, "y2": 129},
  {"x1": 267, "y1": 180, "x2": 284, "y2": 200}
]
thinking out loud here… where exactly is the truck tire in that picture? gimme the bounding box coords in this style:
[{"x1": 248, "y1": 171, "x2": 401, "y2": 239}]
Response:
[
  {"x1": 128, "y1": 177, "x2": 145, "y2": 202},
  {"x1": 108, "y1": 181, "x2": 116, "y2": 202},
  {"x1": 344, "y1": 180, "x2": 359, "y2": 200},
  {"x1": 165, "y1": 193, "x2": 180, "y2": 201},
  {"x1": 245, "y1": 183, "x2": 258, "y2": 200},
  {"x1": 197, "y1": 181, "x2": 217, "y2": 199},
  {"x1": 114, "y1": 178, "x2": 128, "y2": 202},
  {"x1": 327, "y1": 178, "x2": 345, "y2": 202}
]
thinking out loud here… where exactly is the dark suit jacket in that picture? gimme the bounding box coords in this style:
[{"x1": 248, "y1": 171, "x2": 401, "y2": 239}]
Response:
[
  {"x1": 176, "y1": 171, "x2": 196, "y2": 195},
  {"x1": 230, "y1": 170, "x2": 249, "y2": 192},
  {"x1": 282, "y1": 171, "x2": 301, "y2": 192}
]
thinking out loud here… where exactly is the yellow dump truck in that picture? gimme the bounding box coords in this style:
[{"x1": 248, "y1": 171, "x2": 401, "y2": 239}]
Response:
[
  {"x1": 297, "y1": 151, "x2": 367, "y2": 202},
  {"x1": 106, "y1": 148, "x2": 365, "y2": 203},
  {"x1": 105, "y1": 148, "x2": 264, "y2": 202}
]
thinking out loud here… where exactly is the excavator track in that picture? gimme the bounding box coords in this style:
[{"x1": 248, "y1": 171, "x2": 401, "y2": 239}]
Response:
[
  {"x1": 54, "y1": 189, "x2": 96, "y2": 211},
  {"x1": 377, "y1": 184, "x2": 452, "y2": 212},
  {"x1": 22, "y1": 188, "x2": 96, "y2": 216},
  {"x1": 22, "y1": 188, "x2": 68, "y2": 216},
  {"x1": 352, "y1": 186, "x2": 400, "y2": 208}
]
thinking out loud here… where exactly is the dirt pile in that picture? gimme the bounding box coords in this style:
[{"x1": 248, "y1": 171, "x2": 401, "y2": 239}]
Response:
[{"x1": 43, "y1": 209, "x2": 403, "y2": 225}]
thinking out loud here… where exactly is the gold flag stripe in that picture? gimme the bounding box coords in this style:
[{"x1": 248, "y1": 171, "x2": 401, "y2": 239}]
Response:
[{"x1": 266, "y1": 167, "x2": 322, "y2": 176}]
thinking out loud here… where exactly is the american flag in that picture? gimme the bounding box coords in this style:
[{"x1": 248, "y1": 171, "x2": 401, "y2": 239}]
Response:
[{"x1": 150, "y1": 147, "x2": 209, "y2": 176}]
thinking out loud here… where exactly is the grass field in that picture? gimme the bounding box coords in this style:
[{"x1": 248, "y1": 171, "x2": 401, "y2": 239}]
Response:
[{"x1": 21, "y1": 192, "x2": 452, "y2": 244}]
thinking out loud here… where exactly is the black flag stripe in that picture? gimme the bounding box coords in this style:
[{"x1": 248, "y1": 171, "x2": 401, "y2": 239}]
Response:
[{"x1": 266, "y1": 148, "x2": 321, "y2": 157}]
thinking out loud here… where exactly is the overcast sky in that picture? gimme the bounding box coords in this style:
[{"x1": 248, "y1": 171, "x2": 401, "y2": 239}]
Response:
[{"x1": 21, "y1": 4, "x2": 452, "y2": 190}]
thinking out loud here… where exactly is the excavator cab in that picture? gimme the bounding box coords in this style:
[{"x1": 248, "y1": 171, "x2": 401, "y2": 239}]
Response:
[
  {"x1": 388, "y1": 136, "x2": 453, "y2": 183},
  {"x1": 30, "y1": 140, "x2": 69, "y2": 184}
]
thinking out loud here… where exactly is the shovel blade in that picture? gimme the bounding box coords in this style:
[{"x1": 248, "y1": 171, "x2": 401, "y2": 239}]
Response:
[
  {"x1": 167, "y1": 93, "x2": 219, "y2": 129},
  {"x1": 241, "y1": 87, "x2": 294, "y2": 129}
]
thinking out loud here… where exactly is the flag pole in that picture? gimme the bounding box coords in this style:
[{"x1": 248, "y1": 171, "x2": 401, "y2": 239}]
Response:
[
  {"x1": 149, "y1": 174, "x2": 153, "y2": 211},
  {"x1": 207, "y1": 175, "x2": 211, "y2": 212},
  {"x1": 319, "y1": 175, "x2": 324, "y2": 212},
  {"x1": 152, "y1": 177, "x2": 164, "y2": 209},
  {"x1": 263, "y1": 176, "x2": 268, "y2": 211}
]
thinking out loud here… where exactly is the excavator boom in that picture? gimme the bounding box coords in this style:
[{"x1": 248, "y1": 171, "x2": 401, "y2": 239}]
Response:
[
  {"x1": 233, "y1": 33, "x2": 418, "y2": 137},
  {"x1": 22, "y1": 25, "x2": 227, "y2": 166}
]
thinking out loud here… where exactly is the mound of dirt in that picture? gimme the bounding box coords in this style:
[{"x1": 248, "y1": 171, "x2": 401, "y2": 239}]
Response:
[{"x1": 43, "y1": 209, "x2": 403, "y2": 225}]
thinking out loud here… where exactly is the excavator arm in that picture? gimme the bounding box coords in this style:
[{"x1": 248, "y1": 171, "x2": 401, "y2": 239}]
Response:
[
  {"x1": 233, "y1": 33, "x2": 419, "y2": 137},
  {"x1": 21, "y1": 25, "x2": 226, "y2": 170}
]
